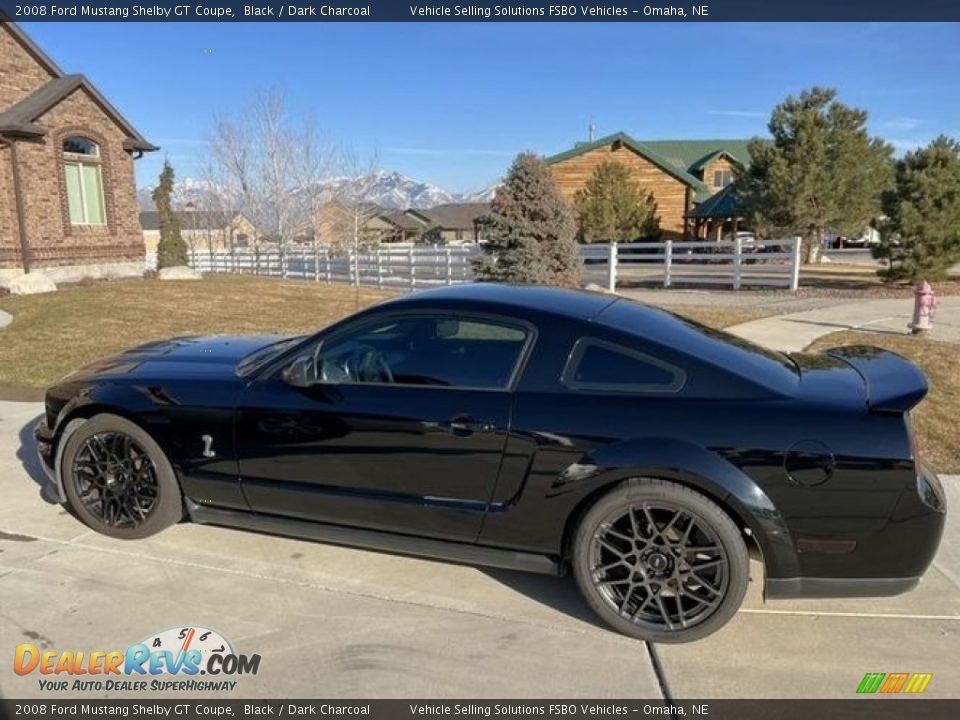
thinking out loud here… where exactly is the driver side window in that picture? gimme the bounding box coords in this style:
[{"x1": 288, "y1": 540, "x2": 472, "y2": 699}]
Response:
[{"x1": 309, "y1": 314, "x2": 529, "y2": 389}]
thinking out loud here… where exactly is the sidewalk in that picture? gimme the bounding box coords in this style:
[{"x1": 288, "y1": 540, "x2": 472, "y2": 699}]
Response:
[
  {"x1": 617, "y1": 288, "x2": 857, "y2": 315},
  {"x1": 725, "y1": 295, "x2": 960, "y2": 352}
]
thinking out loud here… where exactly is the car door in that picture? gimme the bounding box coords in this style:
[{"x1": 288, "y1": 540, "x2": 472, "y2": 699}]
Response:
[{"x1": 235, "y1": 311, "x2": 534, "y2": 543}]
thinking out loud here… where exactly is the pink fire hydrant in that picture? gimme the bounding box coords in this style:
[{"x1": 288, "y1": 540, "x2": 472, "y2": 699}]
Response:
[{"x1": 910, "y1": 280, "x2": 937, "y2": 334}]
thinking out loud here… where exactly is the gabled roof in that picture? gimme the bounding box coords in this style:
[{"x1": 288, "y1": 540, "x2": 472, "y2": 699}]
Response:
[
  {"x1": 406, "y1": 203, "x2": 490, "y2": 230},
  {"x1": 544, "y1": 132, "x2": 708, "y2": 194},
  {"x1": 641, "y1": 140, "x2": 752, "y2": 174},
  {"x1": 0, "y1": 22, "x2": 156, "y2": 152},
  {"x1": 378, "y1": 208, "x2": 428, "y2": 232},
  {"x1": 544, "y1": 132, "x2": 754, "y2": 202},
  {"x1": 685, "y1": 183, "x2": 744, "y2": 220},
  {"x1": 2, "y1": 21, "x2": 64, "y2": 78}
]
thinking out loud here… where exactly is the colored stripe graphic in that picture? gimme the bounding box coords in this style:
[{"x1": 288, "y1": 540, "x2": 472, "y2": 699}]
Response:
[
  {"x1": 857, "y1": 673, "x2": 886, "y2": 694},
  {"x1": 880, "y1": 673, "x2": 909, "y2": 693},
  {"x1": 856, "y1": 672, "x2": 933, "y2": 694},
  {"x1": 903, "y1": 673, "x2": 933, "y2": 693}
]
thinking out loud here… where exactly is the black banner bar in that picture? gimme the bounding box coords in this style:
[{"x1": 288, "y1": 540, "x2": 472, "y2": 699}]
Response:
[
  {"x1": 2, "y1": 0, "x2": 960, "y2": 23},
  {"x1": 2, "y1": 700, "x2": 960, "y2": 720}
]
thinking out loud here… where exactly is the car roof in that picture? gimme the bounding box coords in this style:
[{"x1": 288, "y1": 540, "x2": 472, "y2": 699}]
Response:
[{"x1": 383, "y1": 283, "x2": 619, "y2": 320}]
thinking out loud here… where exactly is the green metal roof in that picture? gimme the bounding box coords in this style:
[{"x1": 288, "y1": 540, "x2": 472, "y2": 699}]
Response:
[
  {"x1": 544, "y1": 132, "x2": 707, "y2": 193},
  {"x1": 543, "y1": 132, "x2": 753, "y2": 204},
  {"x1": 640, "y1": 140, "x2": 753, "y2": 174},
  {"x1": 685, "y1": 183, "x2": 744, "y2": 220}
]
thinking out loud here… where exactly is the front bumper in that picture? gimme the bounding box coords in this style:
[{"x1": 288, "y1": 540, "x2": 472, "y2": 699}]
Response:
[{"x1": 34, "y1": 419, "x2": 56, "y2": 482}]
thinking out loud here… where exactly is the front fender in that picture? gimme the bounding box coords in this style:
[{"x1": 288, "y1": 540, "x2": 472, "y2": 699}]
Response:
[{"x1": 561, "y1": 437, "x2": 800, "y2": 581}]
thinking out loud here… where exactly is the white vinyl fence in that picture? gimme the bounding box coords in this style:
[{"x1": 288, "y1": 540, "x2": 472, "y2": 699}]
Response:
[
  {"x1": 584, "y1": 237, "x2": 803, "y2": 292},
  {"x1": 184, "y1": 245, "x2": 475, "y2": 289},
  {"x1": 170, "y1": 236, "x2": 802, "y2": 292}
]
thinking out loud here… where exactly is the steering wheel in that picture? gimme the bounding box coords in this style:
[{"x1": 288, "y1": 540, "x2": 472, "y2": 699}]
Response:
[{"x1": 354, "y1": 349, "x2": 394, "y2": 383}]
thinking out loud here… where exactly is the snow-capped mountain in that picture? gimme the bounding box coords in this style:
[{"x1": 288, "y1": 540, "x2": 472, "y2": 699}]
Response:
[
  {"x1": 312, "y1": 171, "x2": 456, "y2": 208},
  {"x1": 137, "y1": 178, "x2": 227, "y2": 211},
  {"x1": 138, "y1": 170, "x2": 497, "y2": 211}
]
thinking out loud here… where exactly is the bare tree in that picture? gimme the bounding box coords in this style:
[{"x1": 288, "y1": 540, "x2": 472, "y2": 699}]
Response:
[{"x1": 206, "y1": 89, "x2": 337, "y2": 273}]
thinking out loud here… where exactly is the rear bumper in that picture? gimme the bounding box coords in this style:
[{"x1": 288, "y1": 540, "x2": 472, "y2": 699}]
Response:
[
  {"x1": 767, "y1": 465, "x2": 944, "y2": 600},
  {"x1": 766, "y1": 576, "x2": 919, "y2": 599}
]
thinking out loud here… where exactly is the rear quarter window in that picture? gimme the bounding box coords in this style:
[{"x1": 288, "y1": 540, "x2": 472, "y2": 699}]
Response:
[{"x1": 562, "y1": 338, "x2": 686, "y2": 393}]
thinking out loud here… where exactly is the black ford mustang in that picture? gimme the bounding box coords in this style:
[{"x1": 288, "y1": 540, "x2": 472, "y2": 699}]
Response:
[{"x1": 36, "y1": 284, "x2": 946, "y2": 642}]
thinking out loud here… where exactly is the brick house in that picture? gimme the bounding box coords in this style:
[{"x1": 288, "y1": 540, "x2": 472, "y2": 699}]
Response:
[
  {"x1": 0, "y1": 22, "x2": 156, "y2": 281},
  {"x1": 544, "y1": 132, "x2": 752, "y2": 239}
]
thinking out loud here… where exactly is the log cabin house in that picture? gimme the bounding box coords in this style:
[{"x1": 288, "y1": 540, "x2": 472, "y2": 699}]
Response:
[{"x1": 544, "y1": 132, "x2": 752, "y2": 240}]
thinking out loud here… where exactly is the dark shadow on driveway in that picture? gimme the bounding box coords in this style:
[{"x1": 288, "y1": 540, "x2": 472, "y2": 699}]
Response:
[
  {"x1": 481, "y1": 567, "x2": 608, "y2": 630},
  {"x1": 18, "y1": 414, "x2": 60, "y2": 505}
]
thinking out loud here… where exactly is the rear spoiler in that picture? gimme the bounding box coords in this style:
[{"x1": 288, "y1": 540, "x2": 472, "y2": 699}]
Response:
[{"x1": 825, "y1": 346, "x2": 928, "y2": 414}]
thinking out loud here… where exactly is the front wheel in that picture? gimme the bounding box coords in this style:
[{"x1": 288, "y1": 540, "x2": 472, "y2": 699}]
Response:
[
  {"x1": 572, "y1": 478, "x2": 749, "y2": 643},
  {"x1": 61, "y1": 414, "x2": 183, "y2": 539}
]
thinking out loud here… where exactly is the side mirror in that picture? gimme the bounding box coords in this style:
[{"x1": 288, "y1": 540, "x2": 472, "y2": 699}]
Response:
[{"x1": 282, "y1": 356, "x2": 314, "y2": 388}]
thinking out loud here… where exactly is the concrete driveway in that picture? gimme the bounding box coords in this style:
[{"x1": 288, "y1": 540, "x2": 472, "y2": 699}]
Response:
[{"x1": 1, "y1": 400, "x2": 957, "y2": 699}]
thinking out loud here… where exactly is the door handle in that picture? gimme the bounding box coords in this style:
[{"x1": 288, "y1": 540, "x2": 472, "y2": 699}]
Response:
[{"x1": 447, "y1": 415, "x2": 495, "y2": 437}]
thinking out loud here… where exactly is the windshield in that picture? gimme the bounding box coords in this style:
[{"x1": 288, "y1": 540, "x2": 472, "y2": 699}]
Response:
[{"x1": 235, "y1": 337, "x2": 304, "y2": 378}]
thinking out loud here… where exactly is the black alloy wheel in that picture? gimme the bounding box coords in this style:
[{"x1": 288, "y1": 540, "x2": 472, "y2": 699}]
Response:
[
  {"x1": 589, "y1": 503, "x2": 728, "y2": 632},
  {"x1": 61, "y1": 414, "x2": 183, "y2": 539},
  {"x1": 573, "y1": 478, "x2": 749, "y2": 643},
  {"x1": 72, "y1": 431, "x2": 159, "y2": 529}
]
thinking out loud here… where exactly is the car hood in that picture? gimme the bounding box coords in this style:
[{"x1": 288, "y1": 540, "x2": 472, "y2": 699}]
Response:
[{"x1": 66, "y1": 335, "x2": 292, "y2": 381}]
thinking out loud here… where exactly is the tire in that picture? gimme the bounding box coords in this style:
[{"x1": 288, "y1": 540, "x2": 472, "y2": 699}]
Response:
[
  {"x1": 572, "y1": 478, "x2": 749, "y2": 644},
  {"x1": 61, "y1": 414, "x2": 183, "y2": 540}
]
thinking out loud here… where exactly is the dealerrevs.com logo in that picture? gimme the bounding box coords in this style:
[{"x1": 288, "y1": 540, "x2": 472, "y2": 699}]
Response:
[{"x1": 14, "y1": 626, "x2": 261, "y2": 693}]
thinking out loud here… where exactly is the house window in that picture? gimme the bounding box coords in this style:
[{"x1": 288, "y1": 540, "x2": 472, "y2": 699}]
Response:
[
  {"x1": 63, "y1": 136, "x2": 106, "y2": 225},
  {"x1": 455, "y1": 229, "x2": 464, "y2": 241},
  {"x1": 713, "y1": 170, "x2": 732, "y2": 188}
]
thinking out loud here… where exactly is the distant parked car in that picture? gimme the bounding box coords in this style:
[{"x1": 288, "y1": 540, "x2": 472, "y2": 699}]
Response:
[
  {"x1": 723, "y1": 231, "x2": 766, "y2": 253},
  {"x1": 833, "y1": 229, "x2": 881, "y2": 249}
]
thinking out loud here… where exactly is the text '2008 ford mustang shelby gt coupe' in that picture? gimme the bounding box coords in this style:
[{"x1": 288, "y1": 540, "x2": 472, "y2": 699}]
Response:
[{"x1": 35, "y1": 284, "x2": 946, "y2": 642}]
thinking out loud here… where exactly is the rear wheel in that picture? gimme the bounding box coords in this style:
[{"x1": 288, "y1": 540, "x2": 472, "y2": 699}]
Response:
[
  {"x1": 572, "y1": 478, "x2": 749, "y2": 643},
  {"x1": 61, "y1": 414, "x2": 182, "y2": 539}
]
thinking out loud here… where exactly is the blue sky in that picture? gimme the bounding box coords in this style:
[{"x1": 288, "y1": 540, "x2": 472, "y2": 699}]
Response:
[{"x1": 22, "y1": 21, "x2": 960, "y2": 192}]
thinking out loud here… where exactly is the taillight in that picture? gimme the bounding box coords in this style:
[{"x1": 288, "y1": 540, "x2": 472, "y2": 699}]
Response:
[{"x1": 918, "y1": 467, "x2": 946, "y2": 513}]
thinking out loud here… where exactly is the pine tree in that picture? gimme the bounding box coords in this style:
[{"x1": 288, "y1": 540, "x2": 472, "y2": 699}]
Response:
[
  {"x1": 473, "y1": 152, "x2": 580, "y2": 287},
  {"x1": 574, "y1": 161, "x2": 660, "y2": 242},
  {"x1": 152, "y1": 161, "x2": 188, "y2": 269},
  {"x1": 737, "y1": 87, "x2": 893, "y2": 263},
  {"x1": 874, "y1": 135, "x2": 960, "y2": 283}
]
